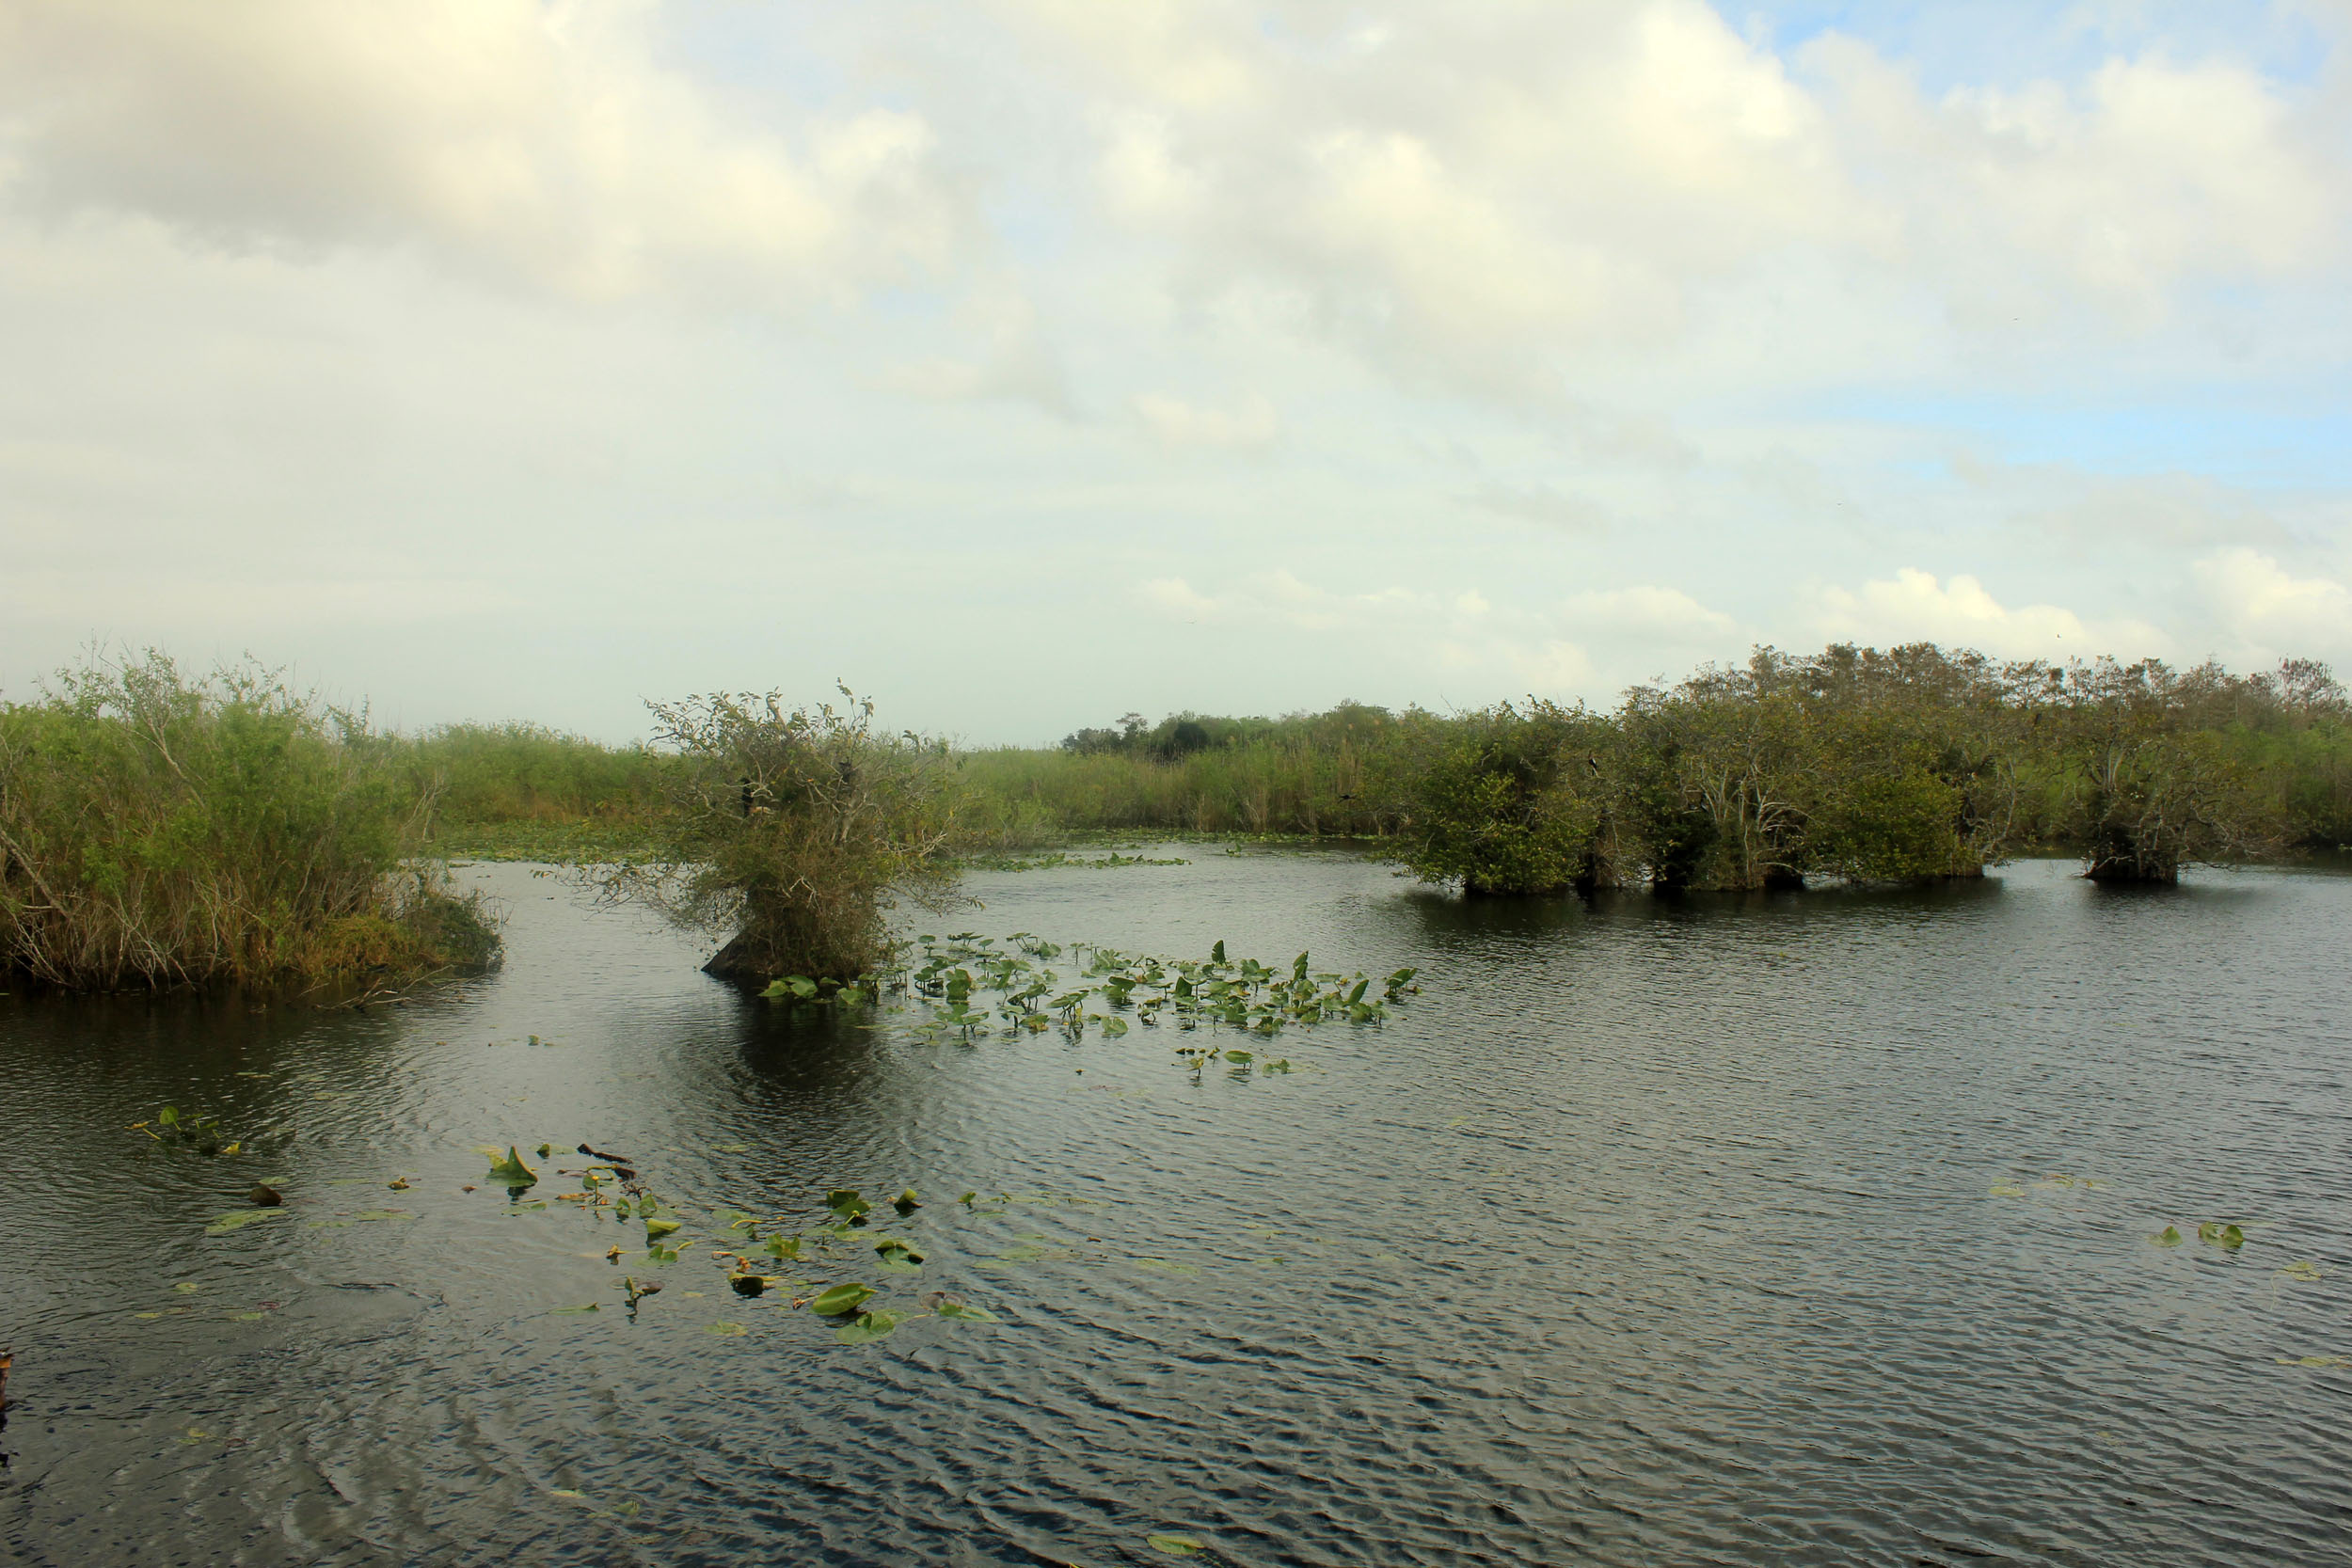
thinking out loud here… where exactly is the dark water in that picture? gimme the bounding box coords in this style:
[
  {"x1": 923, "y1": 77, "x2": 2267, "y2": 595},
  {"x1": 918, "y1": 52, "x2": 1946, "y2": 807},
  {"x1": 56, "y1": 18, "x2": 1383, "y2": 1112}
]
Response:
[{"x1": 3, "y1": 852, "x2": 2348, "y2": 1567}]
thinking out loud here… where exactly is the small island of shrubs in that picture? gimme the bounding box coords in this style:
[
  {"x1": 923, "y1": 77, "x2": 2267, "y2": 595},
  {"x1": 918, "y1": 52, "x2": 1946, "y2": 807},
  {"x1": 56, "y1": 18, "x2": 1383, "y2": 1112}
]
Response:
[{"x1": 5, "y1": 642, "x2": 2344, "y2": 996}]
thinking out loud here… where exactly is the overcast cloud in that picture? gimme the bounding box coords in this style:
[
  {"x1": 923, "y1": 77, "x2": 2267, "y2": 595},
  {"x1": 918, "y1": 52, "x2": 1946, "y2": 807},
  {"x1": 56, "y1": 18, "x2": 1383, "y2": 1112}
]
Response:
[{"x1": 2, "y1": 0, "x2": 2347, "y2": 741}]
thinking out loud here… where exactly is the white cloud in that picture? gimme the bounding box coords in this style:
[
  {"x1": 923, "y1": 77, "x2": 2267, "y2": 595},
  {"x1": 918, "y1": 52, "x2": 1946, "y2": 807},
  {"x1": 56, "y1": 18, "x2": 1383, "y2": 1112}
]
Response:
[
  {"x1": 875, "y1": 293, "x2": 1073, "y2": 416},
  {"x1": 1004, "y1": 0, "x2": 2344, "y2": 396},
  {"x1": 1133, "y1": 389, "x2": 1280, "y2": 451},
  {"x1": 0, "y1": 0, "x2": 971, "y2": 303},
  {"x1": 2196, "y1": 548, "x2": 2352, "y2": 662},
  {"x1": 1507, "y1": 639, "x2": 1594, "y2": 693},
  {"x1": 1139, "y1": 577, "x2": 1219, "y2": 618},
  {"x1": 1816, "y1": 567, "x2": 2167, "y2": 660},
  {"x1": 1564, "y1": 585, "x2": 1738, "y2": 642},
  {"x1": 1461, "y1": 481, "x2": 1608, "y2": 532}
]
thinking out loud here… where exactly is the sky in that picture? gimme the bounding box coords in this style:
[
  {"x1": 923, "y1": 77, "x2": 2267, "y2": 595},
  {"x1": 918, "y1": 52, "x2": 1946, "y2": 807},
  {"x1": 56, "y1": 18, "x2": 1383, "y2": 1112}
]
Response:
[{"x1": 2, "y1": 0, "x2": 2348, "y2": 744}]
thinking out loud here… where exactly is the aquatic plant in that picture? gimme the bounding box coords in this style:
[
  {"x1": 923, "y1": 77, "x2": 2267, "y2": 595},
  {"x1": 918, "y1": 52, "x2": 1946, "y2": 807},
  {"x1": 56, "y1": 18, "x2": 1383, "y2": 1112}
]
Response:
[
  {"x1": 762, "y1": 931, "x2": 1417, "y2": 1054},
  {"x1": 0, "y1": 650, "x2": 498, "y2": 990},
  {"x1": 595, "y1": 686, "x2": 963, "y2": 982}
]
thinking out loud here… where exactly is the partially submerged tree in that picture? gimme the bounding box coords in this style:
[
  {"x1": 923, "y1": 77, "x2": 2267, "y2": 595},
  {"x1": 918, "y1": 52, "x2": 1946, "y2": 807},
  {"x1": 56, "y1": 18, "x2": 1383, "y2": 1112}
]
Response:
[
  {"x1": 606, "y1": 687, "x2": 961, "y2": 981},
  {"x1": 1398, "y1": 701, "x2": 1613, "y2": 894},
  {"x1": 2039, "y1": 657, "x2": 2281, "y2": 883}
]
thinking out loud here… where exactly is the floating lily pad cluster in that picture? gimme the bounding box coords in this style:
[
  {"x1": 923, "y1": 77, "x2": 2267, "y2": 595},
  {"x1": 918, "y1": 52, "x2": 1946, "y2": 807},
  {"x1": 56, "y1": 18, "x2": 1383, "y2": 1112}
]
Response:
[
  {"x1": 765, "y1": 931, "x2": 1419, "y2": 1047},
  {"x1": 131, "y1": 1104, "x2": 242, "y2": 1157},
  {"x1": 961, "y1": 850, "x2": 1191, "y2": 872},
  {"x1": 475, "y1": 1147, "x2": 1009, "y2": 1350}
]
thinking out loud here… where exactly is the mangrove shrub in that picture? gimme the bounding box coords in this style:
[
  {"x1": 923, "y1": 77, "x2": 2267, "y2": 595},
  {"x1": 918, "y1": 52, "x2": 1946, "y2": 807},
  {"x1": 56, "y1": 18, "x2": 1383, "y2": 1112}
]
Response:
[{"x1": 604, "y1": 687, "x2": 961, "y2": 981}]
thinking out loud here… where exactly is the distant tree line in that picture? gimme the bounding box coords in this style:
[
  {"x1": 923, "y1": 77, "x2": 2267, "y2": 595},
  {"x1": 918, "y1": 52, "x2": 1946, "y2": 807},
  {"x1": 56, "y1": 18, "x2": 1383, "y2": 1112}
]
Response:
[{"x1": 1007, "y1": 645, "x2": 2350, "y2": 891}]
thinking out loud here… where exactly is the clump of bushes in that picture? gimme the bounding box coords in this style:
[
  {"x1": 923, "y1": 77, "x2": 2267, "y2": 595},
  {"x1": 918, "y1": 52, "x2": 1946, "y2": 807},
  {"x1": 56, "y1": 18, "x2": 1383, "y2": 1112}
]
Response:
[
  {"x1": 0, "y1": 652, "x2": 499, "y2": 990},
  {"x1": 1398, "y1": 645, "x2": 2332, "y2": 893},
  {"x1": 600, "y1": 687, "x2": 961, "y2": 981}
]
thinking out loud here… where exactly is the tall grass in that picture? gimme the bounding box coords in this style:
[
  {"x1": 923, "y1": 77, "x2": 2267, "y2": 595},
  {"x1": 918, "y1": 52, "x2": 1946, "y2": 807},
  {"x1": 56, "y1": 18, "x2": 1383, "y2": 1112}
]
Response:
[
  {"x1": 0, "y1": 653, "x2": 497, "y2": 990},
  {"x1": 955, "y1": 727, "x2": 1411, "y2": 838}
]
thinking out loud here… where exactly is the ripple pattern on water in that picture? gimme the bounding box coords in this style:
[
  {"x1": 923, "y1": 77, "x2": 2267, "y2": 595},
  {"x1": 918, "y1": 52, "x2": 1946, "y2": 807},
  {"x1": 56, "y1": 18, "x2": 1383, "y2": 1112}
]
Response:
[{"x1": 2, "y1": 855, "x2": 2348, "y2": 1566}]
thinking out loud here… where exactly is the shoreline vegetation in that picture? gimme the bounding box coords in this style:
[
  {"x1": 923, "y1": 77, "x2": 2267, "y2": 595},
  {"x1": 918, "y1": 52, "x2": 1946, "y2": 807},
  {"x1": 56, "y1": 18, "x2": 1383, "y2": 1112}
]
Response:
[
  {"x1": 0, "y1": 654, "x2": 499, "y2": 996},
  {"x1": 6, "y1": 642, "x2": 2347, "y2": 992}
]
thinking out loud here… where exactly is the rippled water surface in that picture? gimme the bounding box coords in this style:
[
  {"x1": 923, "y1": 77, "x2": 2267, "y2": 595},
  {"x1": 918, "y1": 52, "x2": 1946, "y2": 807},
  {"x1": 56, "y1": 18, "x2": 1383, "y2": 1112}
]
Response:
[{"x1": 3, "y1": 852, "x2": 2348, "y2": 1566}]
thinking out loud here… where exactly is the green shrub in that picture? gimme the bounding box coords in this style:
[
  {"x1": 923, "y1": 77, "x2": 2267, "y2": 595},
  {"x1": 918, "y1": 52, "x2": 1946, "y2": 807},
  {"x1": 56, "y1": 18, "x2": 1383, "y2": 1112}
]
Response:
[
  {"x1": 1397, "y1": 702, "x2": 1610, "y2": 894},
  {"x1": 0, "y1": 652, "x2": 497, "y2": 990},
  {"x1": 599, "y1": 687, "x2": 961, "y2": 981}
]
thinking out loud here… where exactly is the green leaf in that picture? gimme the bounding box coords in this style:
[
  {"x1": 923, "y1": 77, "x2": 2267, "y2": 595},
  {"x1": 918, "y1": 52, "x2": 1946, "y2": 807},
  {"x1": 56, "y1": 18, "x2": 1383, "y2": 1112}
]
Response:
[
  {"x1": 1210, "y1": 941, "x2": 1226, "y2": 963},
  {"x1": 158, "y1": 1105, "x2": 181, "y2": 1127},
  {"x1": 2152, "y1": 1226, "x2": 2184, "y2": 1247},
  {"x1": 1147, "y1": 1534, "x2": 1203, "y2": 1556},
  {"x1": 834, "y1": 1309, "x2": 902, "y2": 1345},
  {"x1": 705, "y1": 1321, "x2": 747, "y2": 1337},
  {"x1": 807, "y1": 1282, "x2": 876, "y2": 1317},
  {"x1": 892, "y1": 1188, "x2": 921, "y2": 1216},
  {"x1": 204, "y1": 1209, "x2": 285, "y2": 1236},
  {"x1": 763, "y1": 1233, "x2": 803, "y2": 1259},
  {"x1": 935, "y1": 1301, "x2": 999, "y2": 1323},
  {"x1": 1224, "y1": 1051, "x2": 1253, "y2": 1065},
  {"x1": 486, "y1": 1147, "x2": 537, "y2": 1186},
  {"x1": 825, "y1": 1189, "x2": 871, "y2": 1223},
  {"x1": 644, "y1": 1217, "x2": 681, "y2": 1241}
]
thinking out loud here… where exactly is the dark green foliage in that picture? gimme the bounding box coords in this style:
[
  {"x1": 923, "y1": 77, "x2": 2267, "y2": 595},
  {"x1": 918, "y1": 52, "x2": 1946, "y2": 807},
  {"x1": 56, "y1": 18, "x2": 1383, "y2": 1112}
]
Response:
[
  {"x1": 1399, "y1": 702, "x2": 1609, "y2": 894},
  {"x1": 0, "y1": 651, "x2": 498, "y2": 990},
  {"x1": 2033, "y1": 657, "x2": 2287, "y2": 883}
]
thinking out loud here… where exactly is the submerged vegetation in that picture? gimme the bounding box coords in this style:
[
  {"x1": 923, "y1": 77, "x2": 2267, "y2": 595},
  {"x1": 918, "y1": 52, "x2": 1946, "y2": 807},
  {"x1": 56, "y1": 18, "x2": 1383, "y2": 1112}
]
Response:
[{"x1": 0, "y1": 653, "x2": 498, "y2": 991}]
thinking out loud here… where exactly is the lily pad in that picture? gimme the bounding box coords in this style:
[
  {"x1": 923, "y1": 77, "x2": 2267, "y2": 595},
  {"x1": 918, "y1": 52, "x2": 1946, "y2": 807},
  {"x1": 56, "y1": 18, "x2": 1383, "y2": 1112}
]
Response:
[
  {"x1": 705, "y1": 1321, "x2": 748, "y2": 1337},
  {"x1": 935, "y1": 1301, "x2": 1000, "y2": 1323},
  {"x1": 2152, "y1": 1226, "x2": 2184, "y2": 1247},
  {"x1": 808, "y1": 1282, "x2": 877, "y2": 1317},
  {"x1": 2280, "y1": 1260, "x2": 2325, "y2": 1281},
  {"x1": 892, "y1": 1188, "x2": 921, "y2": 1216},
  {"x1": 644, "y1": 1217, "x2": 681, "y2": 1241},
  {"x1": 835, "y1": 1309, "x2": 902, "y2": 1345},
  {"x1": 486, "y1": 1148, "x2": 537, "y2": 1187},
  {"x1": 825, "y1": 1189, "x2": 871, "y2": 1224},
  {"x1": 2198, "y1": 1222, "x2": 2246, "y2": 1250},
  {"x1": 1147, "y1": 1534, "x2": 1203, "y2": 1556}
]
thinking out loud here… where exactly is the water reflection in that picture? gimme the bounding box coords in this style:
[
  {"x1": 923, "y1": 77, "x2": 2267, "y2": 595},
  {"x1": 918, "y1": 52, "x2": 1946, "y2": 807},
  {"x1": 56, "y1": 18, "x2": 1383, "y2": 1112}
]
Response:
[{"x1": 2, "y1": 855, "x2": 2347, "y2": 1566}]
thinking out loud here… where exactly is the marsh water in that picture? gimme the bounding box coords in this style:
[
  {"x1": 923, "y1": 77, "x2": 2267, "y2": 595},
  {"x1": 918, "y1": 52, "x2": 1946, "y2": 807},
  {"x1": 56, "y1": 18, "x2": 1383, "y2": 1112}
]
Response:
[{"x1": 2, "y1": 851, "x2": 2347, "y2": 1566}]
